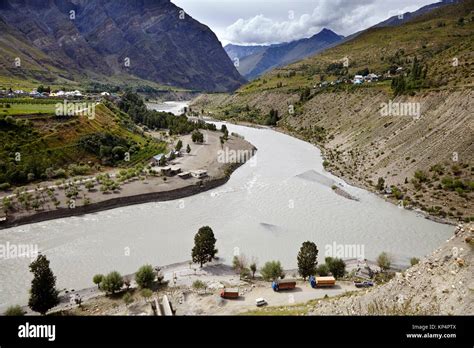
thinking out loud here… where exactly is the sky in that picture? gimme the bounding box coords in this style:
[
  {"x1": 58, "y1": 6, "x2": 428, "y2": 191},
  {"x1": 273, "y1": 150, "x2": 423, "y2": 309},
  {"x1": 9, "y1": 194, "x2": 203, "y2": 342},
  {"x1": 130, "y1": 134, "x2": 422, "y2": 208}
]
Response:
[{"x1": 171, "y1": 0, "x2": 440, "y2": 46}]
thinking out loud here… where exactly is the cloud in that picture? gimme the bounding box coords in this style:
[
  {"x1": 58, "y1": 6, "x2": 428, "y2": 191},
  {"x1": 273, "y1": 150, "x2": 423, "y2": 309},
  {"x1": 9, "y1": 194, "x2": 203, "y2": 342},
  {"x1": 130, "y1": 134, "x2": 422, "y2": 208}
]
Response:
[{"x1": 222, "y1": 0, "x2": 435, "y2": 45}]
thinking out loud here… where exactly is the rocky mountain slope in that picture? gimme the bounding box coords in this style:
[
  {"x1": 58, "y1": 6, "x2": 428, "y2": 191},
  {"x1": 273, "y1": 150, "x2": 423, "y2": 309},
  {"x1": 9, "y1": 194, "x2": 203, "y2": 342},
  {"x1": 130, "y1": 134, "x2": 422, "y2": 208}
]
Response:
[
  {"x1": 225, "y1": 29, "x2": 344, "y2": 80},
  {"x1": 192, "y1": 0, "x2": 474, "y2": 222},
  {"x1": 310, "y1": 223, "x2": 473, "y2": 315},
  {"x1": 0, "y1": 0, "x2": 245, "y2": 92}
]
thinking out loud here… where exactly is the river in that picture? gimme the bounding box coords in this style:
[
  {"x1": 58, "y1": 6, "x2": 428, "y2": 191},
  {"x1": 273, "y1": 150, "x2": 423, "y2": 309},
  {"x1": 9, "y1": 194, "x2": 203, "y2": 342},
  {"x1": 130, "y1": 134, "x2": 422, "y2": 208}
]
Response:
[{"x1": 0, "y1": 103, "x2": 453, "y2": 310}]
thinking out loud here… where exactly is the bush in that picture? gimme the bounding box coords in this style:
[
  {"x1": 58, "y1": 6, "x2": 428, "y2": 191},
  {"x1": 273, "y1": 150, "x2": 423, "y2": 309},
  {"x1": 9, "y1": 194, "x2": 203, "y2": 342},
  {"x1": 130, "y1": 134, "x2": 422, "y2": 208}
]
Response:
[
  {"x1": 316, "y1": 264, "x2": 330, "y2": 276},
  {"x1": 325, "y1": 257, "x2": 346, "y2": 279},
  {"x1": 123, "y1": 292, "x2": 133, "y2": 305},
  {"x1": 141, "y1": 288, "x2": 153, "y2": 300},
  {"x1": 260, "y1": 261, "x2": 284, "y2": 281},
  {"x1": 377, "y1": 252, "x2": 392, "y2": 271},
  {"x1": 192, "y1": 280, "x2": 206, "y2": 290},
  {"x1": 100, "y1": 271, "x2": 123, "y2": 294},
  {"x1": 93, "y1": 274, "x2": 103, "y2": 288},
  {"x1": 0, "y1": 182, "x2": 11, "y2": 191},
  {"x1": 410, "y1": 257, "x2": 420, "y2": 266},
  {"x1": 4, "y1": 305, "x2": 24, "y2": 316},
  {"x1": 135, "y1": 264, "x2": 155, "y2": 289},
  {"x1": 191, "y1": 130, "x2": 204, "y2": 143}
]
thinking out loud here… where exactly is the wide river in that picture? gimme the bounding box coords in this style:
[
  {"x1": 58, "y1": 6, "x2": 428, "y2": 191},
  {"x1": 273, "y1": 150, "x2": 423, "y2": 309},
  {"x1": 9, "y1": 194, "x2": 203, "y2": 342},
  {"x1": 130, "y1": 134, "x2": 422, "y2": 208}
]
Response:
[{"x1": 0, "y1": 103, "x2": 453, "y2": 310}]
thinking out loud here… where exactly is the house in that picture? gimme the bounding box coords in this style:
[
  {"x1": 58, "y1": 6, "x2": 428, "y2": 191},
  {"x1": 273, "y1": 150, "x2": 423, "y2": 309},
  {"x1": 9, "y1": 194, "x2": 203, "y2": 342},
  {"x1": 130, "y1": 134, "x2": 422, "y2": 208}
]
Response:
[
  {"x1": 178, "y1": 172, "x2": 191, "y2": 179},
  {"x1": 161, "y1": 166, "x2": 181, "y2": 177},
  {"x1": 190, "y1": 170, "x2": 207, "y2": 179},
  {"x1": 353, "y1": 75, "x2": 364, "y2": 84},
  {"x1": 365, "y1": 73, "x2": 379, "y2": 82}
]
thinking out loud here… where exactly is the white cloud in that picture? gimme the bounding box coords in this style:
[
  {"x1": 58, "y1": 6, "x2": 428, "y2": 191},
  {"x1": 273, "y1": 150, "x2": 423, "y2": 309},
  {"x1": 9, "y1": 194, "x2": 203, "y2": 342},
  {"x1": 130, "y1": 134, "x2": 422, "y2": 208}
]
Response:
[{"x1": 221, "y1": 0, "x2": 436, "y2": 45}]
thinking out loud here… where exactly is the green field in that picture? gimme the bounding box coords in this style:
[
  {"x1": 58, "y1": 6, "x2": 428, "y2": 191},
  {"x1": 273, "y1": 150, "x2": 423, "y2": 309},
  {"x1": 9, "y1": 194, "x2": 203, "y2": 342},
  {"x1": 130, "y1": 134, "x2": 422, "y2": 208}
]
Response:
[{"x1": 0, "y1": 103, "x2": 57, "y2": 116}]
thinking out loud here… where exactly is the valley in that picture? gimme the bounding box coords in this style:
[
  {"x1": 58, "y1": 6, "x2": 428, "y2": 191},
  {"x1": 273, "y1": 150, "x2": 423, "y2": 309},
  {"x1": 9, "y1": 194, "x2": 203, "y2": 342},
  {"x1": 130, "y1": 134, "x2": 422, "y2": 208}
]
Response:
[{"x1": 0, "y1": 0, "x2": 472, "y2": 322}]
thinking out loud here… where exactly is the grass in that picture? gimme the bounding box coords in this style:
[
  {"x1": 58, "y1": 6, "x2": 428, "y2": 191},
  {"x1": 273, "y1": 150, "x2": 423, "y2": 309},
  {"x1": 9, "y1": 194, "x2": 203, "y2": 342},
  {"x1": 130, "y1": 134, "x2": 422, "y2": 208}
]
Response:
[{"x1": 0, "y1": 103, "x2": 57, "y2": 116}]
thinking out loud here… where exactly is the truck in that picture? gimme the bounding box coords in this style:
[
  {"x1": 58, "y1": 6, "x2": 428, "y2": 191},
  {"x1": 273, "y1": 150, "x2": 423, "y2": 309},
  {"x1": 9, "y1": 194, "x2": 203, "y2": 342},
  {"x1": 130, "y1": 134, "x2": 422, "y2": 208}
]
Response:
[
  {"x1": 309, "y1": 275, "x2": 336, "y2": 288},
  {"x1": 220, "y1": 288, "x2": 239, "y2": 299},
  {"x1": 271, "y1": 279, "x2": 296, "y2": 292}
]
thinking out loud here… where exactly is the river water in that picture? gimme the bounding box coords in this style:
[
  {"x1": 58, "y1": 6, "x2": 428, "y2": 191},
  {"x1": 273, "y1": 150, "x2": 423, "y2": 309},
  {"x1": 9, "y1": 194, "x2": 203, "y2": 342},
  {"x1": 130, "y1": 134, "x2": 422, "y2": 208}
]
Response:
[{"x1": 0, "y1": 104, "x2": 453, "y2": 310}]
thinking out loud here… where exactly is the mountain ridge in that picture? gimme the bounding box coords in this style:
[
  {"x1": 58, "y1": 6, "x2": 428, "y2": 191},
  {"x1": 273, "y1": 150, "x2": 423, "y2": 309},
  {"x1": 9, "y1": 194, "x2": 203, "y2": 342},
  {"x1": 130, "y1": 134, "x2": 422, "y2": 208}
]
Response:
[
  {"x1": 0, "y1": 0, "x2": 245, "y2": 92},
  {"x1": 225, "y1": 28, "x2": 344, "y2": 80}
]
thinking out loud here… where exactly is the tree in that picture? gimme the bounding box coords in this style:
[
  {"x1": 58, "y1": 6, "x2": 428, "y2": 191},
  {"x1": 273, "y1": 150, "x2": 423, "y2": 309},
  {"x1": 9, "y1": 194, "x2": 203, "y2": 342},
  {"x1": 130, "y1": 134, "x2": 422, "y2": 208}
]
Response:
[
  {"x1": 377, "y1": 252, "x2": 392, "y2": 272},
  {"x1": 376, "y1": 177, "x2": 385, "y2": 191},
  {"x1": 325, "y1": 257, "x2": 346, "y2": 279},
  {"x1": 297, "y1": 241, "x2": 319, "y2": 280},
  {"x1": 175, "y1": 140, "x2": 183, "y2": 151},
  {"x1": 28, "y1": 255, "x2": 59, "y2": 315},
  {"x1": 250, "y1": 262, "x2": 257, "y2": 279},
  {"x1": 135, "y1": 264, "x2": 155, "y2": 289},
  {"x1": 100, "y1": 271, "x2": 124, "y2": 294},
  {"x1": 159, "y1": 155, "x2": 167, "y2": 166},
  {"x1": 93, "y1": 274, "x2": 103, "y2": 289},
  {"x1": 191, "y1": 226, "x2": 218, "y2": 267},
  {"x1": 186, "y1": 144, "x2": 191, "y2": 154},
  {"x1": 191, "y1": 130, "x2": 204, "y2": 143},
  {"x1": 410, "y1": 257, "x2": 420, "y2": 266},
  {"x1": 316, "y1": 264, "x2": 329, "y2": 276},
  {"x1": 4, "y1": 305, "x2": 24, "y2": 316},
  {"x1": 85, "y1": 181, "x2": 95, "y2": 191},
  {"x1": 260, "y1": 261, "x2": 284, "y2": 281}
]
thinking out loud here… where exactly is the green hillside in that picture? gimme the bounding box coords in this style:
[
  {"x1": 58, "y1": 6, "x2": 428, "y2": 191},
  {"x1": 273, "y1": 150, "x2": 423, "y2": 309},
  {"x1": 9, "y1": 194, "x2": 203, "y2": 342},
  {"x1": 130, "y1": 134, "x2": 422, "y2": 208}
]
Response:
[
  {"x1": 0, "y1": 101, "x2": 166, "y2": 188},
  {"x1": 240, "y1": 0, "x2": 473, "y2": 95}
]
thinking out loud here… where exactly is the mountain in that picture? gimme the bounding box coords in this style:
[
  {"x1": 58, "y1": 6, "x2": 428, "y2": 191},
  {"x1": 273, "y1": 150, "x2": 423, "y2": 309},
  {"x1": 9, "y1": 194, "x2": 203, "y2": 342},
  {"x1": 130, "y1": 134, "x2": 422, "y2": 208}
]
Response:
[
  {"x1": 224, "y1": 44, "x2": 268, "y2": 62},
  {"x1": 373, "y1": 0, "x2": 462, "y2": 28},
  {"x1": 225, "y1": 28, "x2": 344, "y2": 80},
  {"x1": 0, "y1": 0, "x2": 245, "y2": 92}
]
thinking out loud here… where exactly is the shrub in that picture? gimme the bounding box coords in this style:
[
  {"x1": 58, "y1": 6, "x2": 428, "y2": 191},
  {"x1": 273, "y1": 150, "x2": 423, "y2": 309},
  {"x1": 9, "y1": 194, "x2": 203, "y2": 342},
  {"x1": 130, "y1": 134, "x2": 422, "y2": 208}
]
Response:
[
  {"x1": 410, "y1": 257, "x2": 420, "y2": 266},
  {"x1": 0, "y1": 182, "x2": 11, "y2": 191},
  {"x1": 192, "y1": 280, "x2": 206, "y2": 289},
  {"x1": 135, "y1": 264, "x2": 155, "y2": 289},
  {"x1": 123, "y1": 292, "x2": 133, "y2": 305},
  {"x1": 93, "y1": 274, "x2": 104, "y2": 288},
  {"x1": 260, "y1": 261, "x2": 284, "y2": 281},
  {"x1": 100, "y1": 271, "x2": 124, "y2": 294},
  {"x1": 141, "y1": 288, "x2": 153, "y2": 300},
  {"x1": 325, "y1": 257, "x2": 346, "y2": 279},
  {"x1": 377, "y1": 252, "x2": 392, "y2": 271},
  {"x1": 316, "y1": 264, "x2": 330, "y2": 276},
  {"x1": 4, "y1": 305, "x2": 24, "y2": 316}
]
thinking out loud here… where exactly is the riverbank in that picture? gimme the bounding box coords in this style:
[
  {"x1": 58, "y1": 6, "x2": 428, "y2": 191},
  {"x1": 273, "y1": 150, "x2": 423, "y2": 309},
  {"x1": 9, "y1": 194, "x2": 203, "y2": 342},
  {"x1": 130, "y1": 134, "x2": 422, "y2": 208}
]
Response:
[
  {"x1": 0, "y1": 131, "x2": 257, "y2": 230},
  {"x1": 44, "y1": 259, "x2": 370, "y2": 316}
]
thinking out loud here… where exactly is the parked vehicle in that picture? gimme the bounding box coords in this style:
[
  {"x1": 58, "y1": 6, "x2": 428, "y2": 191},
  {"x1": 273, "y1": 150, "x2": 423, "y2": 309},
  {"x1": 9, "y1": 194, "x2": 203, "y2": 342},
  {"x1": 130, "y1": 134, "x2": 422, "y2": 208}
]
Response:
[
  {"x1": 271, "y1": 279, "x2": 296, "y2": 292},
  {"x1": 220, "y1": 288, "x2": 239, "y2": 299},
  {"x1": 309, "y1": 275, "x2": 336, "y2": 288},
  {"x1": 256, "y1": 298, "x2": 267, "y2": 307},
  {"x1": 354, "y1": 281, "x2": 374, "y2": 288}
]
